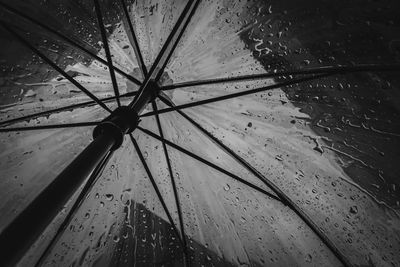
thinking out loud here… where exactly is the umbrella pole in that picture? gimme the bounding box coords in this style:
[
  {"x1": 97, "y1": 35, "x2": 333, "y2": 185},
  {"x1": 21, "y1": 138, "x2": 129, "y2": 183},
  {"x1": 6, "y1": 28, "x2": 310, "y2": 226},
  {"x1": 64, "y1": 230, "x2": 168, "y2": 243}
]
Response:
[
  {"x1": 0, "y1": 131, "x2": 116, "y2": 266},
  {"x1": 0, "y1": 83, "x2": 158, "y2": 266}
]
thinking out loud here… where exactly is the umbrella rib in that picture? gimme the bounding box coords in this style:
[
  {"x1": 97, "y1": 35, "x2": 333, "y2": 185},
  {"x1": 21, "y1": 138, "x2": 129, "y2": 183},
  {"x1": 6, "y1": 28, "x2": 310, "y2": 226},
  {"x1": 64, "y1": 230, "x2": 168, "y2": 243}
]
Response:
[
  {"x1": 156, "y1": 100, "x2": 352, "y2": 266},
  {"x1": 0, "y1": 21, "x2": 113, "y2": 114},
  {"x1": 140, "y1": 124, "x2": 353, "y2": 267},
  {"x1": 0, "y1": 2, "x2": 142, "y2": 87},
  {"x1": 128, "y1": 0, "x2": 199, "y2": 108},
  {"x1": 0, "y1": 91, "x2": 137, "y2": 128},
  {"x1": 151, "y1": 101, "x2": 189, "y2": 263},
  {"x1": 137, "y1": 126, "x2": 282, "y2": 203},
  {"x1": 154, "y1": 0, "x2": 201, "y2": 82},
  {"x1": 158, "y1": 93, "x2": 284, "y2": 200},
  {"x1": 35, "y1": 150, "x2": 113, "y2": 267},
  {"x1": 142, "y1": 74, "x2": 329, "y2": 117},
  {"x1": 94, "y1": 0, "x2": 121, "y2": 107},
  {"x1": 161, "y1": 64, "x2": 400, "y2": 90},
  {"x1": 119, "y1": 0, "x2": 147, "y2": 77},
  {"x1": 0, "y1": 122, "x2": 100, "y2": 132},
  {"x1": 129, "y1": 134, "x2": 185, "y2": 248}
]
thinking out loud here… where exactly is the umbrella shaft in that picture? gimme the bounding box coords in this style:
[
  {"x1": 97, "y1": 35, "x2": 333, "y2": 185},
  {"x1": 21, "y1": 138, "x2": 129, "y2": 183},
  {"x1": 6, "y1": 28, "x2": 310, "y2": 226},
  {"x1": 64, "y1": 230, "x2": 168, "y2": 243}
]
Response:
[
  {"x1": 0, "y1": 80, "x2": 159, "y2": 266},
  {"x1": 0, "y1": 132, "x2": 116, "y2": 266}
]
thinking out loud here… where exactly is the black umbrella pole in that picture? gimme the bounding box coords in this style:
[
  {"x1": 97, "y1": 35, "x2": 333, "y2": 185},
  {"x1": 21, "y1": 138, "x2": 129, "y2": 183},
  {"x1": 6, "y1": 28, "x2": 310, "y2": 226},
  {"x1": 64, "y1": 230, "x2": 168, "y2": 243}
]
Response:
[
  {"x1": 0, "y1": 103, "x2": 143, "y2": 266},
  {"x1": 0, "y1": 132, "x2": 116, "y2": 266}
]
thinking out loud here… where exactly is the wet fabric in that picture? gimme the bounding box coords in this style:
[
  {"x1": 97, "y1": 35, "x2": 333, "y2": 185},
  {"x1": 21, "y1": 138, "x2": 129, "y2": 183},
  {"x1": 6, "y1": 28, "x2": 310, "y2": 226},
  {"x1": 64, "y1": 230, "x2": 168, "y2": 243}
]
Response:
[{"x1": 0, "y1": 0, "x2": 399, "y2": 266}]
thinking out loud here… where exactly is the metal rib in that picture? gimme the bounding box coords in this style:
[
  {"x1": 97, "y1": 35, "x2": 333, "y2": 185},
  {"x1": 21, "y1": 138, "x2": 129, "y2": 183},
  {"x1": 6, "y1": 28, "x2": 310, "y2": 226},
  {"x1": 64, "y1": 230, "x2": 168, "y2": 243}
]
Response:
[
  {"x1": 138, "y1": 126, "x2": 282, "y2": 203},
  {"x1": 0, "y1": 91, "x2": 137, "y2": 128},
  {"x1": 119, "y1": 0, "x2": 147, "y2": 77},
  {"x1": 156, "y1": 99, "x2": 352, "y2": 266},
  {"x1": 129, "y1": 134, "x2": 184, "y2": 247},
  {"x1": 158, "y1": 92, "x2": 282, "y2": 201},
  {"x1": 93, "y1": 0, "x2": 121, "y2": 107},
  {"x1": 154, "y1": 0, "x2": 201, "y2": 82},
  {"x1": 0, "y1": 21, "x2": 112, "y2": 113},
  {"x1": 151, "y1": 101, "x2": 189, "y2": 265},
  {"x1": 0, "y1": 1, "x2": 142, "y2": 86},
  {"x1": 142, "y1": 74, "x2": 329, "y2": 117},
  {"x1": 0, "y1": 122, "x2": 99, "y2": 132},
  {"x1": 161, "y1": 64, "x2": 400, "y2": 90},
  {"x1": 128, "y1": 0, "x2": 200, "y2": 108}
]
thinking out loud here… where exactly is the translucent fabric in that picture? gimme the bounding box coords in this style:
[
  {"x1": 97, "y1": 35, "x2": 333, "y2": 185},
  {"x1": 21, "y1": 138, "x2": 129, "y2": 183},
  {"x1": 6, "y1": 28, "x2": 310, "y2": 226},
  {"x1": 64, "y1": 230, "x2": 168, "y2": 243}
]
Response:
[
  {"x1": 128, "y1": 0, "x2": 189, "y2": 68},
  {"x1": 163, "y1": 0, "x2": 400, "y2": 81},
  {"x1": 0, "y1": 0, "x2": 399, "y2": 266},
  {"x1": 0, "y1": 0, "x2": 143, "y2": 111}
]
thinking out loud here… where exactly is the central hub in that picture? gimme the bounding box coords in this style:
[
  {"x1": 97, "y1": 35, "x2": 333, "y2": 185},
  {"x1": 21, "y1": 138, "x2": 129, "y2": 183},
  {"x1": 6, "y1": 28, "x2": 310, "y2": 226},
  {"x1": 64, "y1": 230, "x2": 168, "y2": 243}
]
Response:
[
  {"x1": 129, "y1": 79, "x2": 160, "y2": 114},
  {"x1": 93, "y1": 106, "x2": 139, "y2": 150},
  {"x1": 145, "y1": 80, "x2": 161, "y2": 99},
  {"x1": 93, "y1": 79, "x2": 161, "y2": 150}
]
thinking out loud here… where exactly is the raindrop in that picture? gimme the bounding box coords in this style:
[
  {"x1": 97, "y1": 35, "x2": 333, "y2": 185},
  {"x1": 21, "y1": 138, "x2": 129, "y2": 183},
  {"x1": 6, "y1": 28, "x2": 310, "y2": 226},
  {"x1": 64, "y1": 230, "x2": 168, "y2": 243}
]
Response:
[
  {"x1": 349, "y1": 206, "x2": 358, "y2": 214},
  {"x1": 123, "y1": 231, "x2": 129, "y2": 239},
  {"x1": 305, "y1": 254, "x2": 312, "y2": 263},
  {"x1": 24, "y1": 89, "x2": 36, "y2": 97},
  {"x1": 105, "y1": 194, "x2": 114, "y2": 201},
  {"x1": 313, "y1": 145, "x2": 324, "y2": 154}
]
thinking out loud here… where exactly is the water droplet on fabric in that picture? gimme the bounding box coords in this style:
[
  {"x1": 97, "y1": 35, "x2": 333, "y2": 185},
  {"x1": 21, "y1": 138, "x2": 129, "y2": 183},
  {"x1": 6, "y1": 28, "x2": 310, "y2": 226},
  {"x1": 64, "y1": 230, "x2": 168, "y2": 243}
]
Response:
[
  {"x1": 305, "y1": 254, "x2": 312, "y2": 263},
  {"x1": 105, "y1": 194, "x2": 114, "y2": 201},
  {"x1": 349, "y1": 206, "x2": 358, "y2": 214}
]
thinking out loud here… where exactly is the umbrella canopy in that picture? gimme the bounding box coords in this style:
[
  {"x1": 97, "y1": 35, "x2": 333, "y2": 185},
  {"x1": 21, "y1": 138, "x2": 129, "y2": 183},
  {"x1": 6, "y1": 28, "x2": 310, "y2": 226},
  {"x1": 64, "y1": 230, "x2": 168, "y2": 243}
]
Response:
[{"x1": 0, "y1": 0, "x2": 399, "y2": 266}]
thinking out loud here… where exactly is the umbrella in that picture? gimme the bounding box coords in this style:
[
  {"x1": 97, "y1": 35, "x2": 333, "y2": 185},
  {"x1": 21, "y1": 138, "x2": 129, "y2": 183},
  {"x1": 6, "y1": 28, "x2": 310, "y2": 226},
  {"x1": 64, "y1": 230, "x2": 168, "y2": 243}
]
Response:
[{"x1": 0, "y1": 0, "x2": 399, "y2": 266}]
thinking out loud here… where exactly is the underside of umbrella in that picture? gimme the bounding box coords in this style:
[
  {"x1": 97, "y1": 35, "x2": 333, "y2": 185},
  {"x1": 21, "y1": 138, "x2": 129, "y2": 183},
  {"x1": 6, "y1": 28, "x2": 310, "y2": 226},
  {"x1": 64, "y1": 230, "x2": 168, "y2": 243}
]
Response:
[{"x1": 0, "y1": 0, "x2": 399, "y2": 266}]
